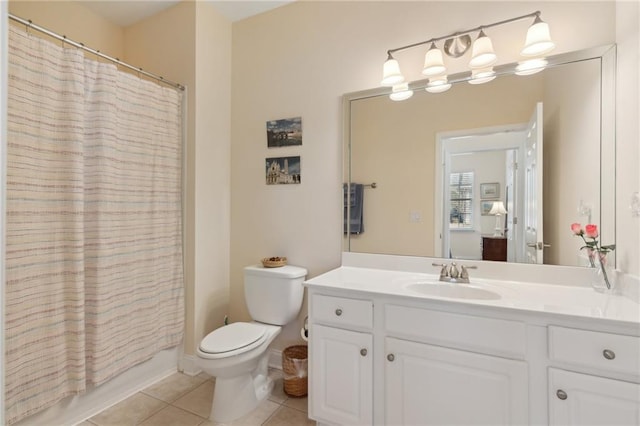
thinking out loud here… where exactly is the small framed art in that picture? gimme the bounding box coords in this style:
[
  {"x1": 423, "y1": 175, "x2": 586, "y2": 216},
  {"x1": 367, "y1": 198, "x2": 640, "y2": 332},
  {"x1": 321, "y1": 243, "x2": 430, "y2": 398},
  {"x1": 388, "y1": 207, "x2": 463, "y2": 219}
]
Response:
[
  {"x1": 265, "y1": 156, "x2": 301, "y2": 185},
  {"x1": 266, "y1": 117, "x2": 302, "y2": 148},
  {"x1": 480, "y1": 182, "x2": 500, "y2": 199}
]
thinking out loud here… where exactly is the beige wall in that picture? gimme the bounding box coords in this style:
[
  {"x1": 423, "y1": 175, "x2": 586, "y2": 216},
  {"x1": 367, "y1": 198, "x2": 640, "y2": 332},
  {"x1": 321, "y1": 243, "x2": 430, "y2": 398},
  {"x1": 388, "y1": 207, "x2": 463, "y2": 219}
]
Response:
[{"x1": 8, "y1": 0, "x2": 124, "y2": 58}]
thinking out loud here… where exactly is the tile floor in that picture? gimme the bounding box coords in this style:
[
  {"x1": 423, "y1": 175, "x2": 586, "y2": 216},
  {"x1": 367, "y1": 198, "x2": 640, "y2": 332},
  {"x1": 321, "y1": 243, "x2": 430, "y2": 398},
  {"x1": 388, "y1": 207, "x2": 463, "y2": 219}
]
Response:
[{"x1": 80, "y1": 370, "x2": 315, "y2": 426}]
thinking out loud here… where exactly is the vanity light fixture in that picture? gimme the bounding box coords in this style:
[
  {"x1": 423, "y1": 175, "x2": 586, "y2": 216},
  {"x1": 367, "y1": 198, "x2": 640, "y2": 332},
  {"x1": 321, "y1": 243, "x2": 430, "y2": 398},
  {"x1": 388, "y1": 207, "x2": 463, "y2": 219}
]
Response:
[{"x1": 381, "y1": 11, "x2": 555, "y2": 99}]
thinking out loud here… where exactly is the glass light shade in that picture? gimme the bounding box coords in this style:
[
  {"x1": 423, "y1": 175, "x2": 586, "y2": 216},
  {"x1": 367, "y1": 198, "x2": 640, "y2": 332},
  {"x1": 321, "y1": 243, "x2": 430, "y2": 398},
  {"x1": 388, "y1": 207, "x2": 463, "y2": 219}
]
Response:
[
  {"x1": 521, "y1": 17, "x2": 556, "y2": 57},
  {"x1": 468, "y1": 67, "x2": 496, "y2": 85},
  {"x1": 381, "y1": 57, "x2": 404, "y2": 86},
  {"x1": 469, "y1": 30, "x2": 497, "y2": 69},
  {"x1": 390, "y1": 83, "x2": 413, "y2": 101},
  {"x1": 425, "y1": 77, "x2": 451, "y2": 94},
  {"x1": 515, "y1": 58, "x2": 548, "y2": 76},
  {"x1": 489, "y1": 201, "x2": 508, "y2": 215},
  {"x1": 422, "y1": 43, "x2": 446, "y2": 77}
]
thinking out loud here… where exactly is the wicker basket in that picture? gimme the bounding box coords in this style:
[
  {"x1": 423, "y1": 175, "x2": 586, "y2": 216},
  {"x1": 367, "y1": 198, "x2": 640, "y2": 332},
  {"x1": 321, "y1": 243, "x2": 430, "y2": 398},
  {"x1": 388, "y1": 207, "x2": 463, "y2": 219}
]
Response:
[
  {"x1": 282, "y1": 345, "x2": 308, "y2": 397},
  {"x1": 262, "y1": 257, "x2": 287, "y2": 268}
]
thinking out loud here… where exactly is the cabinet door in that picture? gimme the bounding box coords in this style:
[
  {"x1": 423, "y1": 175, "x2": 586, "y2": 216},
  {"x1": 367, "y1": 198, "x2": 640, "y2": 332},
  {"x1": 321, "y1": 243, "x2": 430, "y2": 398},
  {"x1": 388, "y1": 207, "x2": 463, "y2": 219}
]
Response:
[
  {"x1": 549, "y1": 368, "x2": 640, "y2": 425},
  {"x1": 385, "y1": 337, "x2": 528, "y2": 425},
  {"x1": 309, "y1": 324, "x2": 373, "y2": 425}
]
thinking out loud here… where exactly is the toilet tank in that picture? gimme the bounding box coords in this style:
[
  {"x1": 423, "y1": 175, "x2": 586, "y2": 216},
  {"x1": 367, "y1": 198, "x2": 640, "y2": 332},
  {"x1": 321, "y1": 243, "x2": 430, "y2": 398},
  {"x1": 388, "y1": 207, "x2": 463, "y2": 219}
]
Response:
[{"x1": 244, "y1": 265, "x2": 307, "y2": 325}]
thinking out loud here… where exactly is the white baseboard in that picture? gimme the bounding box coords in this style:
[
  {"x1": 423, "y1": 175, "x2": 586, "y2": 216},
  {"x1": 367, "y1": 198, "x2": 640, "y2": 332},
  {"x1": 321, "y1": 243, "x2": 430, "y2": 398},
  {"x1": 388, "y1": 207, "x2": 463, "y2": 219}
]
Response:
[
  {"x1": 268, "y1": 348, "x2": 283, "y2": 370},
  {"x1": 179, "y1": 354, "x2": 202, "y2": 376},
  {"x1": 16, "y1": 347, "x2": 179, "y2": 426}
]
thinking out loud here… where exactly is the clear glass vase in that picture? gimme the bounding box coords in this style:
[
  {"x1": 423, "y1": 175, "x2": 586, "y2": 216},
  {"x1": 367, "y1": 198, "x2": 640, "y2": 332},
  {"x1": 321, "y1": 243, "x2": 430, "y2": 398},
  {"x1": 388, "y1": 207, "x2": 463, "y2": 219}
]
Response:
[{"x1": 590, "y1": 252, "x2": 617, "y2": 293}]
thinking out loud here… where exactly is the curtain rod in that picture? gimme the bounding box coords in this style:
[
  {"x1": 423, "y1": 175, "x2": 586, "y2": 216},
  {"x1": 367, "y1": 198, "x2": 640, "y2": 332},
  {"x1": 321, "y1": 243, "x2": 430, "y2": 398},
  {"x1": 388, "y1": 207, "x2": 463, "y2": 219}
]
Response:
[{"x1": 8, "y1": 13, "x2": 185, "y2": 91}]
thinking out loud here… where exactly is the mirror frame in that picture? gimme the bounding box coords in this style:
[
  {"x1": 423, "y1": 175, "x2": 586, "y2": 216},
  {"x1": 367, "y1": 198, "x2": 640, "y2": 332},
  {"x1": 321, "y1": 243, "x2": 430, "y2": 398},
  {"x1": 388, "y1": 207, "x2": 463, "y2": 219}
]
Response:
[{"x1": 343, "y1": 44, "x2": 616, "y2": 268}]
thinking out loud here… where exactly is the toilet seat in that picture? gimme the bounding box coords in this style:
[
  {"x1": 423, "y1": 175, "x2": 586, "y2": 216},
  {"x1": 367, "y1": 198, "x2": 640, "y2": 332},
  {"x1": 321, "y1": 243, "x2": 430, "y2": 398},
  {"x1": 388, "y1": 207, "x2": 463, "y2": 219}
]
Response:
[{"x1": 198, "y1": 322, "x2": 268, "y2": 359}]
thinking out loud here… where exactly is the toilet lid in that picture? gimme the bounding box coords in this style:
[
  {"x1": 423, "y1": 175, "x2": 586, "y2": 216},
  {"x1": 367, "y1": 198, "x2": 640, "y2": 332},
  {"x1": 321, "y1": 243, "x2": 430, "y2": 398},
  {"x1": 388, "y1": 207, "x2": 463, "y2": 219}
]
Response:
[{"x1": 199, "y1": 322, "x2": 267, "y2": 355}]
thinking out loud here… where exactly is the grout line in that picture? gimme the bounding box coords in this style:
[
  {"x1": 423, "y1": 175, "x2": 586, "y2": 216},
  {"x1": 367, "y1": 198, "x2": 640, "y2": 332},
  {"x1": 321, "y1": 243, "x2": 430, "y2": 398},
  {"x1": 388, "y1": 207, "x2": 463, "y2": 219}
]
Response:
[
  {"x1": 261, "y1": 404, "x2": 283, "y2": 425},
  {"x1": 135, "y1": 394, "x2": 170, "y2": 425},
  {"x1": 169, "y1": 380, "x2": 214, "y2": 418}
]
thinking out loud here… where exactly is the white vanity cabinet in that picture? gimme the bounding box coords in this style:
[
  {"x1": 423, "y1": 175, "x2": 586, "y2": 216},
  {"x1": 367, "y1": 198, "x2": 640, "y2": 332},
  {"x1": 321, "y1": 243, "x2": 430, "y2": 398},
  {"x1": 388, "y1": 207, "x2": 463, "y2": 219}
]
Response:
[
  {"x1": 547, "y1": 326, "x2": 640, "y2": 425},
  {"x1": 304, "y1": 263, "x2": 640, "y2": 426},
  {"x1": 385, "y1": 337, "x2": 529, "y2": 425},
  {"x1": 309, "y1": 294, "x2": 374, "y2": 425},
  {"x1": 308, "y1": 290, "x2": 531, "y2": 425},
  {"x1": 383, "y1": 305, "x2": 529, "y2": 425},
  {"x1": 549, "y1": 368, "x2": 640, "y2": 425}
]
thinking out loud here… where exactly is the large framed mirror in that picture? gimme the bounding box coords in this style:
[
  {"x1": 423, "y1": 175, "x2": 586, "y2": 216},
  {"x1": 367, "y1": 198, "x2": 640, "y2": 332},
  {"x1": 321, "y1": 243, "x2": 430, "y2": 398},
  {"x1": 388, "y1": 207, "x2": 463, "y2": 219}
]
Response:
[{"x1": 343, "y1": 45, "x2": 616, "y2": 268}]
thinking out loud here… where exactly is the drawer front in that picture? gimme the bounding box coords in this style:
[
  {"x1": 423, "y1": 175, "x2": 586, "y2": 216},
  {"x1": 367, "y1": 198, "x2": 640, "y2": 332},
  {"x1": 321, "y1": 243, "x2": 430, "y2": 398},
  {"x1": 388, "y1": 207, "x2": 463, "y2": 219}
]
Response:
[
  {"x1": 385, "y1": 304, "x2": 526, "y2": 359},
  {"x1": 549, "y1": 326, "x2": 640, "y2": 377},
  {"x1": 311, "y1": 294, "x2": 373, "y2": 330}
]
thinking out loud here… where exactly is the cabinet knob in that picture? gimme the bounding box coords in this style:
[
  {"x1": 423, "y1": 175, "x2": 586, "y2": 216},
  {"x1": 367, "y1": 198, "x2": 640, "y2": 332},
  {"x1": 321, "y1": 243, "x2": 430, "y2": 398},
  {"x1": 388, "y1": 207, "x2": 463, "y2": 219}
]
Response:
[
  {"x1": 387, "y1": 353, "x2": 395, "y2": 362},
  {"x1": 556, "y1": 389, "x2": 568, "y2": 400},
  {"x1": 603, "y1": 349, "x2": 616, "y2": 360},
  {"x1": 360, "y1": 348, "x2": 367, "y2": 357},
  {"x1": 335, "y1": 308, "x2": 343, "y2": 316}
]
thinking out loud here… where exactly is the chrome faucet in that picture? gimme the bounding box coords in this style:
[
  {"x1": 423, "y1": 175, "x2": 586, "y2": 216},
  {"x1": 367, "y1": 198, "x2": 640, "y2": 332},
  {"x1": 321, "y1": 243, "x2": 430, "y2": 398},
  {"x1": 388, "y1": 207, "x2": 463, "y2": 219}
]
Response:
[
  {"x1": 449, "y1": 262, "x2": 460, "y2": 279},
  {"x1": 432, "y1": 262, "x2": 477, "y2": 284}
]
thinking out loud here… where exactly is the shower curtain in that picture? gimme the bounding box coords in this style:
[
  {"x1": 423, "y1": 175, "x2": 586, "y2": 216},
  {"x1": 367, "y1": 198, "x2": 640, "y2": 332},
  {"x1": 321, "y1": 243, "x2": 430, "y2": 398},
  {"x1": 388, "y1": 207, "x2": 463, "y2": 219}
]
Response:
[{"x1": 5, "y1": 25, "x2": 184, "y2": 424}]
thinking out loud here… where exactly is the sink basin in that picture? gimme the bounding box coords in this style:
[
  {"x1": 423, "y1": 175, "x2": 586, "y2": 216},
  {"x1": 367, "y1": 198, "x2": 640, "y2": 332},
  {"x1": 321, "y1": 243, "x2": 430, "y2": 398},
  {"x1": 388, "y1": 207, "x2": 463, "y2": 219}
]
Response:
[{"x1": 405, "y1": 282, "x2": 501, "y2": 300}]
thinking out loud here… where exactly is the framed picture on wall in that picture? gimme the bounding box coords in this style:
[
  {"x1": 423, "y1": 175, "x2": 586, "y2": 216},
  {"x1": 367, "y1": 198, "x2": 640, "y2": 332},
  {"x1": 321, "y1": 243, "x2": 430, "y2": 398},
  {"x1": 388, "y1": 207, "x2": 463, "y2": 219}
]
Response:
[
  {"x1": 480, "y1": 182, "x2": 499, "y2": 199},
  {"x1": 265, "y1": 156, "x2": 301, "y2": 185},
  {"x1": 481, "y1": 200, "x2": 497, "y2": 216},
  {"x1": 266, "y1": 117, "x2": 302, "y2": 147}
]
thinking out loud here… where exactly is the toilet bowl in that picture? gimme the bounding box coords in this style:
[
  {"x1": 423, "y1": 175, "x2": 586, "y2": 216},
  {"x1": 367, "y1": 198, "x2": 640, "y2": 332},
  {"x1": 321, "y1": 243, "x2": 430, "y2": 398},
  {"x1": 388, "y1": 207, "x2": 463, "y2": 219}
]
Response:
[
  {"x1": 195, "y1": 264, "x2": 307, "y2": 422},
  {"x1": 196, "y1": 322, "x2": 281, "y2": 422}
]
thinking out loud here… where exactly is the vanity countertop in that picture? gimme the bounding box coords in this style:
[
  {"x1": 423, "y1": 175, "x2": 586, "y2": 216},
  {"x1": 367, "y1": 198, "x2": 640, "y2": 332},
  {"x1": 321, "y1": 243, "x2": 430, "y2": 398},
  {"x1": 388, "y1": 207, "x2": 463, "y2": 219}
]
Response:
[{"x1": 304, "y1": 265, "x2": 640, "y2": 328}]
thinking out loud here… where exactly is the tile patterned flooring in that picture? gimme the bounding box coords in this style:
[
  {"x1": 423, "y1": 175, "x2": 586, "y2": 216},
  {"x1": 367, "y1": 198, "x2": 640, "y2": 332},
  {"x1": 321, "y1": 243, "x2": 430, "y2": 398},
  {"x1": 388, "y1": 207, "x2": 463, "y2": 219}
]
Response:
[{"x1": 80, "y1": 370, "x2": 314, "y2": 426}]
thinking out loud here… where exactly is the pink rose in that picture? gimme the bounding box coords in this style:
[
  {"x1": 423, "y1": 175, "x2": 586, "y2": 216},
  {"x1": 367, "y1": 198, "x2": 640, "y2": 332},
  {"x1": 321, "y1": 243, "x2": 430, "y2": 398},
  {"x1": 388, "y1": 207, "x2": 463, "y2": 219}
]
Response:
[
  {"x1": 570, "y1": 223, "x2": 583, "y2": 235},
  {"x1": 585, "y1": 224, "x2": 599, "y2": 239}
]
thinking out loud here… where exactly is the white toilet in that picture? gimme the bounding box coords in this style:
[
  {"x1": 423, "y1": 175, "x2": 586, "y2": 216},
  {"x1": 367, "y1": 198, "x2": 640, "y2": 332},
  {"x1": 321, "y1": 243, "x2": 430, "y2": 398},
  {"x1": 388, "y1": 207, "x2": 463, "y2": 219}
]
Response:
[{"x1": 195, "y1": 264, "x2": 307, "y2": 422}]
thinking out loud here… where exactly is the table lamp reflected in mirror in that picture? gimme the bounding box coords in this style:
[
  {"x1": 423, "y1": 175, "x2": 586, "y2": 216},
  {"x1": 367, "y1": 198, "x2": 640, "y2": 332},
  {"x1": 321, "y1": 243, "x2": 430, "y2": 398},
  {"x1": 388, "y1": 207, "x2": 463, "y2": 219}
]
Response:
[{"x1": 489, "y1": 201, "x2": 508, "y2": 237}]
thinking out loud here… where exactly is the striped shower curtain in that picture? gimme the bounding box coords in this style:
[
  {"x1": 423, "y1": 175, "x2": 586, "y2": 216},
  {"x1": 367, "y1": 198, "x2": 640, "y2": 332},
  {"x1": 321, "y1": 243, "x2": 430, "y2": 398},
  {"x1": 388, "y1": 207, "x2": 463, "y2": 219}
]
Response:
[{"x1": 5, "y1": 25, "x2": 184, "y2": 424}]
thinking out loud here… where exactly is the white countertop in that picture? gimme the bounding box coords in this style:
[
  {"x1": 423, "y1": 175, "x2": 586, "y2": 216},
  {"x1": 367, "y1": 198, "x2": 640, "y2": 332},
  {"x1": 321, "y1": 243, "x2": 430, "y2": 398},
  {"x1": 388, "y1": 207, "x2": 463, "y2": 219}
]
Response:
[{"x1": 304, "y1": 265, "x2": 640, "y2": 327}]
